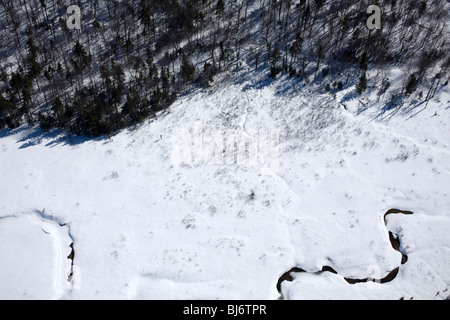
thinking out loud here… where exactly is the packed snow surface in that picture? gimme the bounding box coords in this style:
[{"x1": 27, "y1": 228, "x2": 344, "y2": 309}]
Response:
[{"x1": 1, "y1": 75, "x2": 450, "y2": 299}]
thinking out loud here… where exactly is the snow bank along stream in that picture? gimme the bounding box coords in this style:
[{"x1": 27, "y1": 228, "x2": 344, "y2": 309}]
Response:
[{"x1": 0, "y1": 211, "x2": 74, "y2": 299}]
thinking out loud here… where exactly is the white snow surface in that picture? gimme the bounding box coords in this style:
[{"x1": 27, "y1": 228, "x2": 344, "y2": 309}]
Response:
[
  {"x1": 1, "y1": 74, "x2": 450, "y2": 300},
  {"x1": 0, "y1": 212, "x2": 73, "y2": 299}
]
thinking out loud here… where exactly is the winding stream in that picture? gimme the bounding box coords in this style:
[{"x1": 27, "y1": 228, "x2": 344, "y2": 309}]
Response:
[{"x1": 277, "y1": 209, "x2": 414, "y2": 298}]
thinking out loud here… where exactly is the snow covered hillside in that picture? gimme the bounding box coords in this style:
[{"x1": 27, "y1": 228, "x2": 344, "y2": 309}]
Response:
[{"x1": 1, "y1": 71, "x2": 449, "y2": 300}]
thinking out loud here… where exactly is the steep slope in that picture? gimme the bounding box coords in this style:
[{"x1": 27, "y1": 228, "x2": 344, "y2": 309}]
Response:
[{"x1": 1, "y1": 0, "x2": 449, "y2": 136}]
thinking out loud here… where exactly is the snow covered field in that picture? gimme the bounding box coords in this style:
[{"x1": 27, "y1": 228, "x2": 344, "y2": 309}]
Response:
[{"x1": 1, "y1": 73, "x2": 449, "y2": 300}]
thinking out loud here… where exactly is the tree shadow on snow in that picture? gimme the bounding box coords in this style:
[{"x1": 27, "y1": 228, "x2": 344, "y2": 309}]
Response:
[
  {"x1": 367, "y1": 95, "x2": 404, "y2": 123},
  {"x1": 341, "y1": 90, "x2": 358, "y2": 105},
  {"x1": 0, "y1": 126, "x2": 112, "y2": 150},
  {"x1": 370, "y1": 94, "x2": 439, "y2": 124}
]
